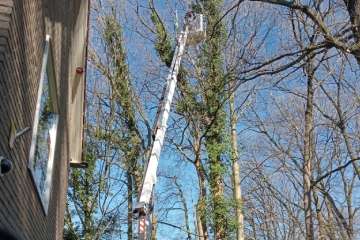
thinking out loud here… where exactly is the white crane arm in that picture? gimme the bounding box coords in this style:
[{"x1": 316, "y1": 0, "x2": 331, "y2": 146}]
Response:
[
  {"x1": 137, "y1": 29, "x2": 188, "y2": 210},
  {"x1": 134, "y1": 11, "x2": 205, "y2": 240}
]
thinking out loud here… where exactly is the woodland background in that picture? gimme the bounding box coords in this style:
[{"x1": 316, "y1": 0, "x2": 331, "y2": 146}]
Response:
[{"x1": 64, "y1": 0, "x2": 360, "y2": 239}]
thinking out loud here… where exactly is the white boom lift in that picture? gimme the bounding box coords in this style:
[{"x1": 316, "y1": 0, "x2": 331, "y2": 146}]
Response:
[{"x1": 133, "y1": 11, "x2": 206, "y2": 240}]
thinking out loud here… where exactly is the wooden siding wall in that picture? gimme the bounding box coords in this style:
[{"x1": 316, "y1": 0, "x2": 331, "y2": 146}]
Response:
[{"x1": 0, "y1": 1, "x2": 88, "y2": 239}]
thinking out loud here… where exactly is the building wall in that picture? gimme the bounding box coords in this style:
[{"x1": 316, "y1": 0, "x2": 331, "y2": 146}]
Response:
[{"x1": 0, "y1": 1, "x2": 88, "y2": 239}]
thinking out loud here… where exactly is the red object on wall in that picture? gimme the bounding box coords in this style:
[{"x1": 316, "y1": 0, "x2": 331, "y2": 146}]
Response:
[{"x1": 76, "y1": 67, "x2": 84, "y2": 74}]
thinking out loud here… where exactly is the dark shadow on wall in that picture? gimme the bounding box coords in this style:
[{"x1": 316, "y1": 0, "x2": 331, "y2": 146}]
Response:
[
  {"x1": 0, "y1": 229, "x2": 19, "y2": 240},
  {"x1": 43, "y1": 0, "x2": 75, "y2": 238}
]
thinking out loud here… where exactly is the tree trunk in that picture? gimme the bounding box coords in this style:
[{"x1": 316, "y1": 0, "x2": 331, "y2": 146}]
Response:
[
  {"x1": 303, "y1": 62, "x2": 315, "y2": 240},
  {"x1": 194, "y1": 134, "x2": 209, "y2": 240},
  {"x1": 127, "y1": 172, "x2": 133, "y2": 239},
  {"x1": 151, "y1": 215, "x2": 157, "y2": 240},
  {"x1": 204, "y1": 118, "x2": 227, "y2": 239},
  {"x1": 196, "y1": 209, "x2": 205, "y2": 240},
  {"x1": 207, "y1": 143, "x2": 226, "y2": 240},
  {"x1": 84, "y1": 202, "x2": 93, "y2": 240},
  {"x1": 324, "y1": 195, "x2": 349, "y2": 240},
  {"x1": 229, "y1": 90, "x2": 245, "y2": 240},
  {"x1": 200, "y1": 0, "x2": 227, "y2": 236},
  {"x1": 313, "y1": 190, "x2": 326, "y2": 240}
]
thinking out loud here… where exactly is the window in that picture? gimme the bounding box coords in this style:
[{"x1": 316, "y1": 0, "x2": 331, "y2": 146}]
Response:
[{"x1": 28, "y1": 35, "x2": 59, "y2": 214}]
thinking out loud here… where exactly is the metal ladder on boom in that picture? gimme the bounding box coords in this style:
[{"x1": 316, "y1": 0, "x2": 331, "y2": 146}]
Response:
[{"x1": 133, "y1": 11, "x2": 206, "y2": 240}]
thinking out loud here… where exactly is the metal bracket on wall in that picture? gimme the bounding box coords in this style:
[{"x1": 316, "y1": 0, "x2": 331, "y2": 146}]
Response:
[{"x1": 9, "y1": 122, "x2": 30, "y2": 149}]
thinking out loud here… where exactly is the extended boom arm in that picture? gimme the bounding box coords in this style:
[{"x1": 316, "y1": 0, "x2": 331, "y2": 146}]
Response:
[{"x1": 134, "y1": 11, "x2": 205, "y2": 240}]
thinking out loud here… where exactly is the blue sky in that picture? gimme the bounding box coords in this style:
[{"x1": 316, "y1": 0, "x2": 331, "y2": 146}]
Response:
[{"x1": 82, "y1": 0, "x2": 360, "y2": 239}]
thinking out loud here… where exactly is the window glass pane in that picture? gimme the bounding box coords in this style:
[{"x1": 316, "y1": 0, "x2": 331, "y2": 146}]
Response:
[
  {"x1": 28, "y1": 36, "x2": 58, "y2": 213},
  {"x1": 33, "y1": 69, "x2": 57, "y2": 195}
]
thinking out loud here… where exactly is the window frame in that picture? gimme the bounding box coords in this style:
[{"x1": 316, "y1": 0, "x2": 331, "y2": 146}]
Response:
[{"x1": 28, "y1": 34, "x2": 59, "y2": 214}]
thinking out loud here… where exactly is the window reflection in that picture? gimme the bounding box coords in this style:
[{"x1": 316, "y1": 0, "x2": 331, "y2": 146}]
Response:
[
  {"x1": 29, "y1": 35, "x2": 58, "y2": 213},
  {"x1": 33, "y1": 71, "x2": 56, "y2": 194}
]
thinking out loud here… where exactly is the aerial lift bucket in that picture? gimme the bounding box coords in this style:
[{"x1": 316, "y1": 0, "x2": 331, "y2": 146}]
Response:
[{"x1": 185, "y1": 12, "x2": 206, "y2": 45}]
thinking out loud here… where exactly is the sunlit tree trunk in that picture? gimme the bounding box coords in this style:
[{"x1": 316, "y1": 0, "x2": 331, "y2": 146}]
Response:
[
  {"x1": 229, "y1": 89, "x2": 245, "y2": 240},
  {"x1": 151, "y1": 215, "x2": 157, "y2": 240}
]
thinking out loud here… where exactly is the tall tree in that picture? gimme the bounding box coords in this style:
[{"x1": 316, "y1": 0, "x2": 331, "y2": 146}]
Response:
[{"x1": 229, "y1": 80, "x2": 245, "y2": 240}]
